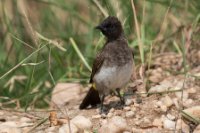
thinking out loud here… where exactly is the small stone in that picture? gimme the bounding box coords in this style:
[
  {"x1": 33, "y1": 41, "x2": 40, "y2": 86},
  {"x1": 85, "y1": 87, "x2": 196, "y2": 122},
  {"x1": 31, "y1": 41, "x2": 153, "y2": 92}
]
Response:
[
  {"x1": 92, "y1": 115, "x2": 101, "y2": 119},
  {"x1": 107, "y1": 113, "x2": 113, "y2": 118},
  {"x1": 183, "y1": 99, "x2": 194, "y2": 108},
  {"x1": 187, "y1": 87, "x2": 196, "y2": 94},
  {"x1": 176, "y1": 119, "x2": 190, "y2": 133},
  {"x1": 59, "y1": 123, "x2": 78, "y2": 133},
  {"x1": 125, "y1": 111, "x2": 135, "y2": 118},
  {"x1": 163, "y1": 119, "x2": 175, "y2": 129},
  {"x1": 99, "y1": 116, "x2": 129, "y2": 133},
  {"x1": 71, "y1": 115, "x2": 92, "y2": 130},
  {"x1": 152, "y1": 118, "x2": 162, "y2": 127},
  {"x1": 125, "y1": 99, "x2": 133, "y2": 106},
  {"x1": 109, "y1": 108, "x2": 115, "y2": 113},
  {"x1": 162, "y1": 95, "x2": 173, "y2": 107},
  {"x1": 173, "y1": 98, "x2": 180, "y2": 109},
  {"x1": 160, "y1": 105, "x2": 168, "y2": 112},
  {"x1": 124, "y1": 106, "x2": 131, "y2": 111},
  {"x1": 166, "y1": 114, "x2": 175, "y2": 120}
]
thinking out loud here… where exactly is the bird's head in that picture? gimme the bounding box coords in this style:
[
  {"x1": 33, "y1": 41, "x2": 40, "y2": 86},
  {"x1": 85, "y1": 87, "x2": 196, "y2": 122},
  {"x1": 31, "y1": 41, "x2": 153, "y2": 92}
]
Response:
[{"x1": 95, "y1": 16, "x2": 123, "y2": 41}]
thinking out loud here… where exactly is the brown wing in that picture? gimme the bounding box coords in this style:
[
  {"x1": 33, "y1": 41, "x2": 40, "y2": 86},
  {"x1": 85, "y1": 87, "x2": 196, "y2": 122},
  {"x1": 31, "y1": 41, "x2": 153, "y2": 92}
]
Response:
[{"x1": 89, "y1": 52, "x2": 105, "y2": 83}]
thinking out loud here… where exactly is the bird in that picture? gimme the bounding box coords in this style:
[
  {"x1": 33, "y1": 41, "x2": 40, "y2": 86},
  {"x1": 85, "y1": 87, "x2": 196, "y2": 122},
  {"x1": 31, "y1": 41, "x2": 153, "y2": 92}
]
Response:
[{"x1": 79, "y1": 16, "x2": 134, "y2": 113}]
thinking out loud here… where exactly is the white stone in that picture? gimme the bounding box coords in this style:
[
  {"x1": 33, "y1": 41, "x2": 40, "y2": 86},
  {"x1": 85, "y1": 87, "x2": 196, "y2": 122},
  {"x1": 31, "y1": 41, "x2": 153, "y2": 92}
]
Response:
[
  {"x1": 99, "y1": 116, "x2": 129, "y2": 133},
  {"x1": 124, "y1": 106, "x2": 131, "y2": 111},
  {"x1": 107, "y1": 113, "x2": 113, "y2": 118},
  {"x1": 109, "y1": 108, "x2": 115, "y2": 113},
  {"x1": 59, "y1": 123, "x2": 78, "y2": 133},
  {"x1": 163, "y1": 119, "x2": 175, "y2": 129},
  {"x1": 125, "y1": 99, "x2": 133, "y2": 106},
  {"x1": 92, "y1": 114, "x2": 101, "y2": 119},
  {"x1": 162, "y1": 95, "x2": 173, "y2": 107},
  {"x1": 166, "y1": 114, "x2": 175, "y2": 120},
  {"x1": 71, "y1": 115, "x2": 92, "y2": 130},
  {"x1": 160, "y1": 105, "x2": 168, "y2": 112},
  {"x1": 125, "y1": 111, "x2": 134, "y2": 118},
  {"x1": 176, "y1": 119, "x2": 190, "y2": 133}
]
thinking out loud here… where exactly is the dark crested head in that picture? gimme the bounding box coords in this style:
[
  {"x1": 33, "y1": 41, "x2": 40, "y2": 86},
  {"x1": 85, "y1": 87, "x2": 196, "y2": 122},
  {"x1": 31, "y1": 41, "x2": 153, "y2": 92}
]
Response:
[{"x1": 95, "y1": 16, "x2": 123, "y2": 40}]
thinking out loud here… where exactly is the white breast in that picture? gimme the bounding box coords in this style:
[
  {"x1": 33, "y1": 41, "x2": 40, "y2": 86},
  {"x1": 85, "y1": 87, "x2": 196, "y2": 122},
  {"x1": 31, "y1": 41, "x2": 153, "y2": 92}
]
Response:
[{"x1": 93, "y1": 62, "x2": 133, "y2": 95}]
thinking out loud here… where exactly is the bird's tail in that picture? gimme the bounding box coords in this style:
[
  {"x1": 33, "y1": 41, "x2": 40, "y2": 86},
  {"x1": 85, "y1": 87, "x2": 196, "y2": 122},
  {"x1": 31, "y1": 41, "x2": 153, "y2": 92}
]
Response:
[{"x1": 79, "y1": 86, "x2": 101, "y2": 109}]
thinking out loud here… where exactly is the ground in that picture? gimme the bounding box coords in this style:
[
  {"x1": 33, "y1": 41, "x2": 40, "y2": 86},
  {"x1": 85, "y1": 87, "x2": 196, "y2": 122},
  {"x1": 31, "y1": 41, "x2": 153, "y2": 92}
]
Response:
[{"x1": 0, "y1": 52, "x2": 200, "y2": 133}]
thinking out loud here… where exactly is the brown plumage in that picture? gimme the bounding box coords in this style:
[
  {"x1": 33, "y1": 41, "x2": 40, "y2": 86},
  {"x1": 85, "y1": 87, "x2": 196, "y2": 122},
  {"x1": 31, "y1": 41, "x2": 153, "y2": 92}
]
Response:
[{"x1": 79, "y1": 16, "x2": 134, "y2": 112}]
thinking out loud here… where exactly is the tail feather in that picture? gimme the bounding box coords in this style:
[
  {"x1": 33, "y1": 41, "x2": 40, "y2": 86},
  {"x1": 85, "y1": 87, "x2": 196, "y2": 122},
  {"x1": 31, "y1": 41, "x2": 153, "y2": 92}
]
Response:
[{"x1": 79, "y1": 87, "x2": 101, "y2": 109}]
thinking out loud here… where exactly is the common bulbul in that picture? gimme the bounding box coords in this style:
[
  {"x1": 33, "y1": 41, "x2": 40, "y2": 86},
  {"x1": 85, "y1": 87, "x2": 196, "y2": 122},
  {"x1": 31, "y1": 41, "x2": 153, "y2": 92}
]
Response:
[{"x1": 79, "y1": 16, "x2": 134, "y2": 113}]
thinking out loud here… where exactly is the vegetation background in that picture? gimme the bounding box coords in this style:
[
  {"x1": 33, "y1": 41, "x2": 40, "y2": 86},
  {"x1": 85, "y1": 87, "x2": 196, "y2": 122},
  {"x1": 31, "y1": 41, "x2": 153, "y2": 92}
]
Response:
[{"x1": 0, "y1": 0, "x2": 199, "y2": 109}]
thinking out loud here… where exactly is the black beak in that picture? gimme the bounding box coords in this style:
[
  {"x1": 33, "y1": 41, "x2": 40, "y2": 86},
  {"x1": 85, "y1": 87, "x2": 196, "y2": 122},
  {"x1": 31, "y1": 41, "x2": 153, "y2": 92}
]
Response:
[{"x1": 95, "y1": 25, "x2": 102, "y2": 30}]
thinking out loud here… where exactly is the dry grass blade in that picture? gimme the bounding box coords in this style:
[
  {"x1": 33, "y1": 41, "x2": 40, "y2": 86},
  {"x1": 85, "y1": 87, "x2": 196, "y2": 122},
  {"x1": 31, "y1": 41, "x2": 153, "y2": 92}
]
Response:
[
  {"x1": 92, "y1": 0, "x2": 108, "y2": 17},
  {"x1": 17, "y1": 0, "x2": 39, "y2": 46},
  {"x1": 26, "y1": 117, "x2": 48, "y2": 133},
  {"x1": 9, "y1": 33, "x2": 35, "y2": 50},
  {"x1": 21, "y1": 60, "x2": 45, "y2": 66},
  {"x1": 36, "y1": 32, "x2": 67, "y2": 52}
]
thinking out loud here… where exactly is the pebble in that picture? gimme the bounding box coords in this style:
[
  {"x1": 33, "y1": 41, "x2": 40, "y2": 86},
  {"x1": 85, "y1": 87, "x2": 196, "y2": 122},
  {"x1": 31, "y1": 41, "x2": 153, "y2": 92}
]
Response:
[
  {"x1": 71, "y1": 115, "x2": 92, "y2": 130},
  {"x1": 107, "y1": 112, "x2": 113, "y2": 118},
  {"x1": 125, "y1": 99, "x2": 133, "y2": 106},
  {"x1": 162, "y1": 95, "x2": 173, "y2": 107},
  {"x1": 92, "y1": 114, "x2": 101, "y2": 119},
  {"x1": 166, "y1": 114, "x2": 175, "y2": 121},
  {"x1": 183, "y1": 99, "x2": 194, "y2": 108},
  {"x1": 124, "y1": 106, "x2": 131, "y2": 111},
  {"x1": 173, "y1": 98, "x2": 180, "y2": 109},
  {"x1": 125, "y1": 111, "x2": 135, "y2": 118},
  {"x1": 187, "y1": 87, "x2": 196, "y2": 94},
  {"x1": 160, "y1": 105, "x2": 168, "y2": 112},
  {"x1": 59, "y1": 123, "x2": 78, "y2": 133},
  {"x1": 109, "y1": 108, "x2": 115, "y2": 113},
  {"x1": 152, "y1": 118, "x2": 163, "y2": 127},
  {"x1": 99, "y1": 116, "x2": 129, "y2": 133},
  {"x1": 163, "y1": 119, "x2": 175, "y2": 129}
]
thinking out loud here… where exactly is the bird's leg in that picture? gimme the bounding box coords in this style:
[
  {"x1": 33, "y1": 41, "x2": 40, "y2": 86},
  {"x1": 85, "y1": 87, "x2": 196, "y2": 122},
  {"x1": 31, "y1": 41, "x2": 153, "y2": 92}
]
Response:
[
  {"x1": 100, "y1": 94, "x2": 105, "y2": 114},
  {"x1": 116, "y1": 88, "x2": 125, "y2": 105}
]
